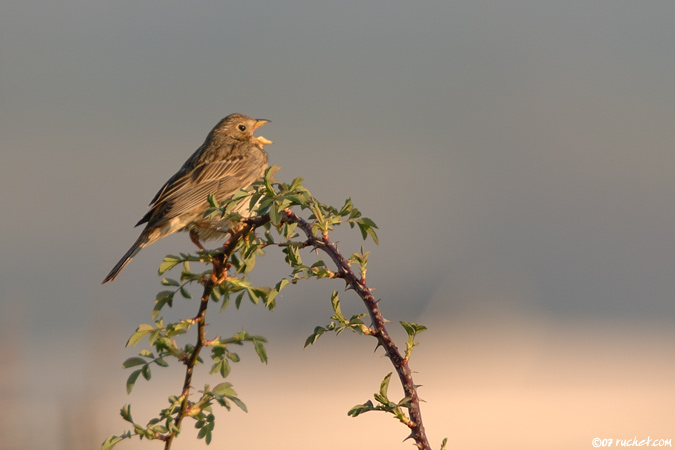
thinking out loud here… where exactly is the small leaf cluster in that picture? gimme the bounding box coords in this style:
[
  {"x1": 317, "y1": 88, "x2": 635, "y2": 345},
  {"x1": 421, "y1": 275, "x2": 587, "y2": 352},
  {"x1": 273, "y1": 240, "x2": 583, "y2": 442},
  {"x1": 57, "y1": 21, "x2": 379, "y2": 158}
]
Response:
[
  {"x1": 209, "y1": 331, "x2": 268, "y2": 378},
  {"x1": 122, "y1": 349, "x2": 168, "y2": 394},
  {"x1": 400, "y1": 321, "x2": 427, "y2": 361},
  {"x1": 105, "y1": 256, "x2": 271, "y2": 448},
  {"x1": 203, "y1": 166, "x2": 379, "y2": 290},
  {"x1": 207, "y1": 166, "x2": 378, "y2": 245},
  {"x1": 346, "y1": 321, "x2": 428, "y2": 426},
  {"x1": 103, "y1": 403, "x2": 180, "y2": 450},
  {"x1": 306, "y1": 196, "x2": 378, "y2": 243},
  {"x1": 347, "y1": 372, "x2": 413, "y2": 427},
  {"x1": 304, "y1": 291, "x2": 371, "y2": 347},
  {"x1": 191, "y1": 382, "x2": 247, "y2": 444},
  {"x1": 158, "y1": 250, "x2": 287, "y2": 313}
]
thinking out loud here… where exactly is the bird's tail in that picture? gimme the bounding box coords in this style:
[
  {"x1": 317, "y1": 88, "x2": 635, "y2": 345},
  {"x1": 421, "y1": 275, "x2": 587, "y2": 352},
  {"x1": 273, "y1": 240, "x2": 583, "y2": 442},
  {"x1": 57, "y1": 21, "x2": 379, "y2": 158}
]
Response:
[{"x1": 102, "y1": 233, "x2": 152, "y2": 283}]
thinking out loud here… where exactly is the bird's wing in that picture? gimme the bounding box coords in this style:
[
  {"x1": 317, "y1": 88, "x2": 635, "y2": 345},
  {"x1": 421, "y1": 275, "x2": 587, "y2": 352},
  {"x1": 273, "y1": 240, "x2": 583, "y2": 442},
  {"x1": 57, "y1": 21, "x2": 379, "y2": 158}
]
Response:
[{"x1": 139, "y1": 149, "x2": 266, "y2": 229}]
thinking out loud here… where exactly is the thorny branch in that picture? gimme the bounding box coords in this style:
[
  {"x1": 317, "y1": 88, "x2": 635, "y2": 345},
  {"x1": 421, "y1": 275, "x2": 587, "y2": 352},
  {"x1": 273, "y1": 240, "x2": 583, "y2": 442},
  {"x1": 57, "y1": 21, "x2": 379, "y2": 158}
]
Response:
[
  {"x1": 106, "y1": 166, "x2": 444, "y2": 450},
  {"x1": 163, "y1": 216, "x2": 269, "y2": 450},
  {"x1": 281, "y1": 209, "x2": 431, "y2": 450},
  {"x1": 164, "y1": 208, "x2": 430, "y2": 449}
]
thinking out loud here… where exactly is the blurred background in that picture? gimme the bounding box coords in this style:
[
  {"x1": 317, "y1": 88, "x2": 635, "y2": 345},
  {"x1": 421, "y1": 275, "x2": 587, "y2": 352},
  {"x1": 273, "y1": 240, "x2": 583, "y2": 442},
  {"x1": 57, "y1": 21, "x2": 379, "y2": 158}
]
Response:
[{"x1": 1, "y1": 1, "x2": 673, "y2": 449}]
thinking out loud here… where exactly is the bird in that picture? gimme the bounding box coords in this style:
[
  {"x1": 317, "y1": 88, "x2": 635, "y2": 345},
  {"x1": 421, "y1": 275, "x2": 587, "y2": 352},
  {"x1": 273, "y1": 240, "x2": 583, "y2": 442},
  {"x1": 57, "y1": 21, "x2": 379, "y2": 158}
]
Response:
[{"x1": 103, "y1": 113, "x2": 273, "y2": 283}]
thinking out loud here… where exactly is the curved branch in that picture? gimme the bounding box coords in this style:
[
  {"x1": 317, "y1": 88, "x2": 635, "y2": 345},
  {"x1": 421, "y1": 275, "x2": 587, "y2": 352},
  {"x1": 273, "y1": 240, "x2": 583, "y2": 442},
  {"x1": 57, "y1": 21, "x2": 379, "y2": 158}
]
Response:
[{"x1": 282, "y1": 209, "x2": 431, "y2": 450}]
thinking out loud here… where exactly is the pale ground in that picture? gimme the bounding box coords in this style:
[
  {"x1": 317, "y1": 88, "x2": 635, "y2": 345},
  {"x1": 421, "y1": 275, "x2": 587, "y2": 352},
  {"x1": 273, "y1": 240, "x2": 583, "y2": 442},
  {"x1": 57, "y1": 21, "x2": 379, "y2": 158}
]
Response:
[{"x1": 7, "y1": 312, "x2": 668, "y2": 450}]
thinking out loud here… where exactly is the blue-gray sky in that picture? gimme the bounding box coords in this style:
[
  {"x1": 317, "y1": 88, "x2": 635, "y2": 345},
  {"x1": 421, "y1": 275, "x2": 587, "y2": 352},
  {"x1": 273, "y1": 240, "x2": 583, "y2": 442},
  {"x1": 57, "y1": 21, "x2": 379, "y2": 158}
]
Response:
[{"x1": 1, "y1": 2, "x2": 674, "y2": 449}]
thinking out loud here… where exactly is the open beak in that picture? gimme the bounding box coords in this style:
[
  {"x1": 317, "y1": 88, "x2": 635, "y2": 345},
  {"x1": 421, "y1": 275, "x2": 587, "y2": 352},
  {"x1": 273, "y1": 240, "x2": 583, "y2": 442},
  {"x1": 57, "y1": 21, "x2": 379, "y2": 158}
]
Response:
[
  {"x1": 253, "y1": 119, "x2": 273, "y2": 146},
  {"x1": 253, "y1": 119, "x2": 270, "y2": 129}
]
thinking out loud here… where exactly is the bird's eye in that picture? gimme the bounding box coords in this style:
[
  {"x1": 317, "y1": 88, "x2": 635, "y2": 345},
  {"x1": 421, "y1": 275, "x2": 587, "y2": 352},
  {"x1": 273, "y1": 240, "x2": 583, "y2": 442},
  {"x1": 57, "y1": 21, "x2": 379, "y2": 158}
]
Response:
[{"x1": 238, "y1": 124, "x2": 246, "y2": 131}]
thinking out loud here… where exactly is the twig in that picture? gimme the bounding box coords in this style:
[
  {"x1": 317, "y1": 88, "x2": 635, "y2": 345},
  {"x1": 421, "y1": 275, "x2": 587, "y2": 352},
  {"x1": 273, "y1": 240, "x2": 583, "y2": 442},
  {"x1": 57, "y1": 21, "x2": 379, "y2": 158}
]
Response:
[
  {"x1": 162, "y1": 209, "x2": 430, "y2": 449},
  {"x1": 164, "y1": 216, "x2": 268, "y2": 450},
  {"x1": 282, "y1": 209, "x2": 431, "y2": 450}
]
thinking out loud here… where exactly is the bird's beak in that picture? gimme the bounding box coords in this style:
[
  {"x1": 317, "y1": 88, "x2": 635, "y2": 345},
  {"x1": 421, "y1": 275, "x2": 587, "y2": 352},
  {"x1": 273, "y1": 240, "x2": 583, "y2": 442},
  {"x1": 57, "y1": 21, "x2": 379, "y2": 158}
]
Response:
[
  {"x1": 253, "y1": 119, "x2": 270, "y2": 130},
  {"x1": 253, "y1": 119, "x2": 273, "y2": 146}
]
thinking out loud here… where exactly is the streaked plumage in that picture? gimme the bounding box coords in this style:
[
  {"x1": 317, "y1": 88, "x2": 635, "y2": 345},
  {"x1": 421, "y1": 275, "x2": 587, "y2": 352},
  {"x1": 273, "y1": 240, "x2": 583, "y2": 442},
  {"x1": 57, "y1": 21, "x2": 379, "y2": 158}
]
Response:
[{"x1": 103, "y1": 113, "x2": 272, "y2": 283}]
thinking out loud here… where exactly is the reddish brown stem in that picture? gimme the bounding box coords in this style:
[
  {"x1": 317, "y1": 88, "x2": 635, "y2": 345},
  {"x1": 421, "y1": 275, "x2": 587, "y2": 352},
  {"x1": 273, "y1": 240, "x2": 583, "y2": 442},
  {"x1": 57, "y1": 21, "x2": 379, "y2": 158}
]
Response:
[
  {"x1": 163, "y1": 218, "x2": 265, "y2": 450},
  {"x1": 163, "y1": 211, "x2": 430, "y2": 449},
  {"x1": 282, "y1": 209, "x2": 431, "y2": 450}
]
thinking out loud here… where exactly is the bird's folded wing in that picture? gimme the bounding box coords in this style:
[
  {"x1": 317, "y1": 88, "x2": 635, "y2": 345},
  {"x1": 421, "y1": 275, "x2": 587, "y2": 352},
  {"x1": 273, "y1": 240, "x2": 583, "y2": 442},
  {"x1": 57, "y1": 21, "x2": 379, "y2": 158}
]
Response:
[{"x1": 140, "y1": 153, "x2": 265, "y2": 228}]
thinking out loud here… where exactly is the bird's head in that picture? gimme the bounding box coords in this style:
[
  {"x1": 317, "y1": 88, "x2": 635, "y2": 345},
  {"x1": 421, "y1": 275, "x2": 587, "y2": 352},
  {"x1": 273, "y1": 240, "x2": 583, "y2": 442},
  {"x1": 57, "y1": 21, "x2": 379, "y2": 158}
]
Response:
[{"x1": 218, "y1": 113, "x2": 273, "y2": 146}]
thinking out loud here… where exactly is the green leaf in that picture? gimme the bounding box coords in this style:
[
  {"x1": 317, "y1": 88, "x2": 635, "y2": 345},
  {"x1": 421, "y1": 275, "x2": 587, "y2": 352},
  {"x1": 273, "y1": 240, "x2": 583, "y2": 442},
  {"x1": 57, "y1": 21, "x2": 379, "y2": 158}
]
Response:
[
  {"x1": 338, "y1": 198, "x2": 353, "y2": 217},
  {"x1": 310, "y1": 202, "x2": 325, "y2": 223},
  {"x1": 153, "y1": 291, "x2": 174, "y2": 319},
  {"x1": 329, "y1": 291, "x2": 347, "y2": 323},
  {"x1": 155, "y1": 357, "x2": 169, "y2": 368},
  {"x1": 304, "y1": 326, "x2": 327, "y2": 347},
  {"x1": 120, "y1": 404, "x2": 133, "y2": 422},
  {"x1": 126, "y1": 369, "x2": 142, "y2": 394},
  {"x1": 212, "y1": 382, "x2": 236, "y2": 397},
  {"x1": 102, "y1": 435, "x2": 126, "y2": 450},
  {"x1": 161, "y1": 277, "x2": 180, "y2": 286},
  {"x1": 158, "y1": 255, "x2": 181, "y2": 275},
  {"x1": 219, "y1": 291, "x2": 230, "y2": 311},
  {"x1": 401, "y1": 321, "x2": 428, "y2": 358},
  {"x1": 197, "y1": 426, "x2": 212, "y2": 444},
  {"x1": 122, "y1": 357, "x2": 146, "y2": 368},
  {"x1": 347, "y1": 400, "x2": 375, "y2": 417},
  {"x1": 227, "y1": 188, "x2": 252, "y2": 205},
  {"x1": 253, "y1": 338, "x2": 268, "y2": 364},
  {"x1": 276, "y1": 278, "x2": 290, "y2": 293},
  {"x1": 167, "y1": 320, "x2": 192, "y2": 337},
  {"x1": 211, "y1": 382, "x2": 248, "y2": 412},
  {"x1": 245, "y1": 286, "x2": 259, "y2": 304},
  {"x1": 126, "y1": 323, "x2": 155, "y2": 347},
  {"x1": 226, "y1": 351, "x2": 240, "y2": 363},
  {"x1": 398, "y1": 397, "x2": 412, "y2": 408},
  {"x1": 269, "y1": 202, "x2": 281, "y2": 227},
  {"x1": 266, "y1": 164, "x2": 281, "y2": 179},
  {"x1": 258, "y1": 197, "x2": 273, "y2": 215},
  {"x1": 141, "y1": 364, "x2": 152, "y2": 381},
  {"x1": 228, "y1": 396, "x2": 248, "y2": 413},
  {"x1": 179, "y1": 286, "x2": 192, "y2": 299},
  {"x1": 210, "y1": 359, "x2": 231, "y2": 378},
  {"x1": 234, "y1": 291, "x2": 245, "y2": 309},
  {"x1": 207, "y1": 193, "x2": 218, "y2": 208},
  {"x1": 246, "y1": 286, "x2": 270, "y2": 305},
  {"x1": 181, "y1": 260, "x2": 193, "y2": 277},
  {"x1": 400, "y1": 321, "x2": 428, "y2": 336},
  {"x1": 281, "y1": 222, "x2": 298, "y2": 239},
  {"x1": 375, "y1": 372, "x2": 393, "y2": 405},
  {"x1": 264, "y1": 286, "x2": 280, "y2": 308},
  {"x1": 356, "y1": 217, "x2": 379, "y2": 244}
]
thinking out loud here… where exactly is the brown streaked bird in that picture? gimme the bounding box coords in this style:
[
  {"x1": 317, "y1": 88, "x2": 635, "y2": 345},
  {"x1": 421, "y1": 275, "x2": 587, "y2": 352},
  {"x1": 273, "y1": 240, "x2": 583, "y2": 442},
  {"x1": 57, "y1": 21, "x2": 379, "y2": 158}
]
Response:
[{"x1": 103, "y1": 113, "x2": 272, "y2": 283}]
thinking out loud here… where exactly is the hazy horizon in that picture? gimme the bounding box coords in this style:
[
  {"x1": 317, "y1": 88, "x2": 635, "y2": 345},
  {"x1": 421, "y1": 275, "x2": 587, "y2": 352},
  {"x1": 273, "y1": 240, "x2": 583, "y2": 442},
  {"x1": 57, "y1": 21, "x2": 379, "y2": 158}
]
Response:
[{"x1": 1, "y1": 1, "x2": 674, "y2": 448}]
